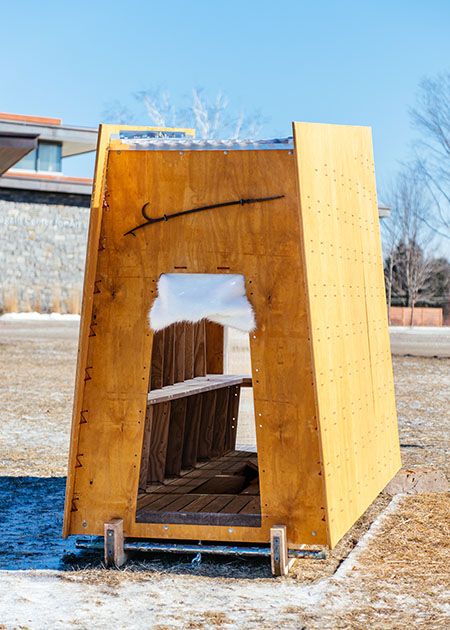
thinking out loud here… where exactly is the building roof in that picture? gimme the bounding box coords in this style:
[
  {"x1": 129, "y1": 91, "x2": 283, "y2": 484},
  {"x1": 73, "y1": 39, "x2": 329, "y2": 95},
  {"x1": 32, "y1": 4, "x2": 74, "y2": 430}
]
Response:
[
  {"x1": 0, "y1": 112, "x2": 97, "y2": 157},
  {"x1": 0, "y1": 132, "x2": 38, "y2": 175},
  {"x1": 0, "y1": 170, "x2": 93, "y2": 195},
  {"x1": 0, "y1": 112, "x2": 96, "y2": 194}
]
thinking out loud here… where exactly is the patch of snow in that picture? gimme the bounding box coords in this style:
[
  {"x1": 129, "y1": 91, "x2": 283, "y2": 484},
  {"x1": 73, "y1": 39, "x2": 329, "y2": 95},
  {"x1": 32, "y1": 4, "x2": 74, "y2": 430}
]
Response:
[
  {"x1": 0, "y1": 569, "x2": 352, "y2": 629},
  {"x1": 390, "y1": 326, "x2": 450, "y2": 334},
  {"x1": 0, "y1": 312, "x2": 80, "y2": 322}
]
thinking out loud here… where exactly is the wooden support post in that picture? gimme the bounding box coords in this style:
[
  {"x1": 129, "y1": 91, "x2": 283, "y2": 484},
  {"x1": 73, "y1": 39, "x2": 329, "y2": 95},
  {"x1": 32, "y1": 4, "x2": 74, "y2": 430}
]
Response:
[
  {"x1": 270, "y1": 524, "x2": 290, "y2": 576},
  {"x1": 104, "y1": 518, "x2": 126, "y2": 568},
  {"x1": 150, "y1": 329, "x2": 165, "y2": 390},
  {"x1": 138, "y1": 406, "x2": 154, "y2": 490},
  {"x1": 148, "y1": 402, "x2": 171, "y2": 482},
  {"x1": 193, "y1": 320, "x2": 207, "y2": 376},
  {"x1": 163, "y1": 325, "x2": 175, "y2": 386}
]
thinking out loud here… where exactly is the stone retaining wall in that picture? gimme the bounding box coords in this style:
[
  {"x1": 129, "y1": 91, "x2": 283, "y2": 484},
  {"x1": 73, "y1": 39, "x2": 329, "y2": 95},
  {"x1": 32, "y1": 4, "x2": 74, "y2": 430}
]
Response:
[{"x1": 0, "y1": 189, "x2": 90, "y2": 313}]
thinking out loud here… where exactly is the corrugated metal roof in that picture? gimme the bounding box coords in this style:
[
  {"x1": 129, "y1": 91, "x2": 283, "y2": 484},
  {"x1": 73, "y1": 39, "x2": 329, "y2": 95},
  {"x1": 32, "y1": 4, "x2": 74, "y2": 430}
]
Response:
[{"x1": 115, "y1": 134, "x2": 294, "y2": 151}]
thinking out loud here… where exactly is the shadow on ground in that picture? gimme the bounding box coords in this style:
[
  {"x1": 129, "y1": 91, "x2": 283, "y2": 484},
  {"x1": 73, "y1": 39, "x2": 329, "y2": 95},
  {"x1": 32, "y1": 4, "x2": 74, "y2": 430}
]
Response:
[{"x1": 0, "y1": 477, "x2": 271, "y2": 577}]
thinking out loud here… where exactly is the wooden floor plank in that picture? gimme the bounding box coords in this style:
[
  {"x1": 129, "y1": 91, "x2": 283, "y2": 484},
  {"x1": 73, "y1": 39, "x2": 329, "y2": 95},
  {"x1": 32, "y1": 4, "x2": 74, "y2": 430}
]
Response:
[
  {"x1": 146, "y1": 449, "x2": 256, "y2": 491},
  {"x1": 220, "y1": 495, "x2": 253, "y2": 514},
  {"x1": 136, "y1": 447, "x2": 263, "y2": 526},
  {"x1": 136, "y1": 506, "x2": 261, "y2": 527},
  {"x1": 157, "y1": 493, "x2": 201, "y2": 513},
  {"x1": 240, "y1": 479, "x2": 260, "y2": 495},
  {"x1": 137, "y1": 491, "x2": 176, "y2": 511},
  {"x1": 199, "y1": 494, "x2": 234, "y2": 513},
  {"x1": 239, "y1": 497, "x2": 261, "y2": 514},
  {"x1": 181, "y1": 494, "x2": 217, "y2": 513}
]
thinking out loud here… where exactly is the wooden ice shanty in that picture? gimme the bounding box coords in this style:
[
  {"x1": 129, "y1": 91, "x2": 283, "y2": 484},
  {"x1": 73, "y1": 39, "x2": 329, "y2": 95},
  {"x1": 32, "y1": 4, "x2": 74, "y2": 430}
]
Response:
[{"x1": 64, "y1": 122, "x2": 401, "y2": 563}]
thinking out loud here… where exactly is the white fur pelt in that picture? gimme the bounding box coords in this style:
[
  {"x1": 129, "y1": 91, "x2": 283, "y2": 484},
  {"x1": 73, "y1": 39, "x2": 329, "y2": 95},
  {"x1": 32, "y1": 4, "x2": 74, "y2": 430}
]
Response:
[{"x1": 149, "y1": 274, "x2": 256, "y2": 333}]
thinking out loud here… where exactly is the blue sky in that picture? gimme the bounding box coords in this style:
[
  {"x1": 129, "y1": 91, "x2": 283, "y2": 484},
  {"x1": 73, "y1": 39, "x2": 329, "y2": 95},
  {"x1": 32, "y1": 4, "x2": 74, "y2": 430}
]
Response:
[{"x1": 1, "y1": 0, "x2": 449, "y2": 187}]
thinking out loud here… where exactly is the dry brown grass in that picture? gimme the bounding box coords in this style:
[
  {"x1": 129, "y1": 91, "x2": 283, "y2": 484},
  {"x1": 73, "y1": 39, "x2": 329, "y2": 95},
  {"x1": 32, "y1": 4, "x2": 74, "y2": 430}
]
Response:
[{"x1": 0, "y1": 322, "x2": 449, "y2": 628}]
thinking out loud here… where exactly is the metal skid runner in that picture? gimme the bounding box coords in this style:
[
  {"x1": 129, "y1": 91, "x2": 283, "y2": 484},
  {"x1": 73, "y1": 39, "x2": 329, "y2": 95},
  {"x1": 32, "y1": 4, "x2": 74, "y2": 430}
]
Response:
[{"x1": 75, "y1": 519, "x2": 325, "y2": 577}]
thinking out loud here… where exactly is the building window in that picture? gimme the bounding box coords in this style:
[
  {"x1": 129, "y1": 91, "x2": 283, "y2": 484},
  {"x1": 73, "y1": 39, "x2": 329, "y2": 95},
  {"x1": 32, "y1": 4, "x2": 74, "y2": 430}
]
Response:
[
  {"x1": 12, "y1": 140, "x2": 62, "y2": 172},
  {"x1": 37, "y1": 141, "x2": 62, "y2": 172},
  {"x1": 14, "y1": 147, "x2": 37, "y2": 171}
]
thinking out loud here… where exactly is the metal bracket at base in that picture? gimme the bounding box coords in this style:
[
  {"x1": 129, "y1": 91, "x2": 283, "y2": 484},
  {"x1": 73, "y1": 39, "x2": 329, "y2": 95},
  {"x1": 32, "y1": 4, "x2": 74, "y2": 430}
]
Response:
[
  {"x1": 76, "y1": 532, "x2": 325, "y2": 575},
  {"x1": 104, "y1": 519, "x2": 127, "y2": 568}
]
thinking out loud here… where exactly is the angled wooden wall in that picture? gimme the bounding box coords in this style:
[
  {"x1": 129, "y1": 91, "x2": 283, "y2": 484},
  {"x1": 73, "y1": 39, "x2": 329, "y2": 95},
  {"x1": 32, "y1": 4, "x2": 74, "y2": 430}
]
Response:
[
  {"x1": 64, "y1": 122, "x2": 400, "y2": 549},
  {"x1": 293, "y1": 122, "x2": 401, "y2": 547},
  {"x1": 63, "y1": 124, "x2": 195, "y2": 537},
  {"x1": 64, "y1": 136, "x2": 326, "y2": 546}
]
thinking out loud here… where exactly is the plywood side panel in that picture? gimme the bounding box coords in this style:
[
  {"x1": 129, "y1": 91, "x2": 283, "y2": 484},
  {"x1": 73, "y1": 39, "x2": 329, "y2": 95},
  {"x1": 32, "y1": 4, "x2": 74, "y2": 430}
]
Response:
[
  {"x1": 67, "y1": 148, "x2": 326, "y2": 545},
  {"x1": 293, "y1": 122, "x2": 401, "y2": 547},
  {"x1": 63, "y1": 124, "x2": 194, "y2": 537}
]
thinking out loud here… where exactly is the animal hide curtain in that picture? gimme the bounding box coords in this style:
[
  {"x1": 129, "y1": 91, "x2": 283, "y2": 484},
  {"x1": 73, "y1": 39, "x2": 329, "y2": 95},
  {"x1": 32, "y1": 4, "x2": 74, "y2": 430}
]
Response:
[{"x1": 149, "y1": 274, "x2": 255, "y2": 333}]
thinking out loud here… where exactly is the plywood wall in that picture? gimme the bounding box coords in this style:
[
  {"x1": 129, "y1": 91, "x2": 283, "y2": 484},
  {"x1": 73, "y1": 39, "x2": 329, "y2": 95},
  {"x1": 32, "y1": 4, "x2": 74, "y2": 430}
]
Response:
[
  {"x1": 293, "y1": 122, "x2": 401, "y2": 547},
  {"x1": 64, "y1": 136, "x2": 327, "y2": 546},
  {"x1": 64, "y1": 122, "x2": 400, "y2": 549}
]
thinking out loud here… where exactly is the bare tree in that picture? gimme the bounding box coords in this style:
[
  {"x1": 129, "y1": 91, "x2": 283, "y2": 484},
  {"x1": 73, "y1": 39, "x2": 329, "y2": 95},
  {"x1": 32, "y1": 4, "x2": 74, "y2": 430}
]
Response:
[
  {"x1": 102, "y1": 100, "x2": 136, "y2": 125},
  {"x1": 411, "y1": 72, "x2": 450, "y2": 238},
  {"x1": 380, "y1": 202, "x2": 402, "y2": 323},
  {"x1": 103, "y1": 88, "x2": 265, "y2": 140},
  {"x1": 382, "y1": 167, "x2": 437, "y2": 325}
]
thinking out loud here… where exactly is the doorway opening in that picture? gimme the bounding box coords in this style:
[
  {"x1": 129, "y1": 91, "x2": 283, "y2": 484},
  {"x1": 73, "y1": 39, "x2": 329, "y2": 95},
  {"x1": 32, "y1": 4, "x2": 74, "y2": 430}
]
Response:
[{"x1": 136, "y1": 318, "x2": 260, "y2": 527}]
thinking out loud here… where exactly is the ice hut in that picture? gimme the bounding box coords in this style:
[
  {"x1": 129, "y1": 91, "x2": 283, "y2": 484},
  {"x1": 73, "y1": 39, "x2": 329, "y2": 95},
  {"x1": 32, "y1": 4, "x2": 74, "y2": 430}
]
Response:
[{"x1": 63, "y1": 122, "x2": 401, "y2": 574}]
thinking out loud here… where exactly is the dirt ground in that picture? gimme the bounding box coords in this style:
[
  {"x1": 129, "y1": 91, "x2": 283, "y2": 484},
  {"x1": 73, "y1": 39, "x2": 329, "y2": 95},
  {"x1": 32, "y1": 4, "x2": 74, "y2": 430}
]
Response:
[{"x1": 0, "y1": 320, "x2": 449, "y2": 628}]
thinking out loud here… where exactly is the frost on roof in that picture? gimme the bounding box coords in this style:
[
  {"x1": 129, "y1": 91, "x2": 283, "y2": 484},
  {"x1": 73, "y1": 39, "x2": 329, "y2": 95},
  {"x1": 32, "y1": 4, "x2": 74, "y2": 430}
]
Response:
[{"x1": 113, "y1": 132, "x2": 294, "y2": 151}]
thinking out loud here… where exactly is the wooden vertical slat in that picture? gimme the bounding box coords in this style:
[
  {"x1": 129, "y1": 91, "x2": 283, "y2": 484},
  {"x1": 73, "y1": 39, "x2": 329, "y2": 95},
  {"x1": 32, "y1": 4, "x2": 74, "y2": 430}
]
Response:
[
  {"x1": 205, "y1": 321, "x2": 224, "y2": 373},
  {"x1": 163, "y1": 325, "x2": 175, "y2": 386},
  {"x1": 148, "y1": 402, "x2": 171, "y2": 483},
  {"x1": 224, "y1": 385, "x2": 240, "y2": 452},
  {"x1": 138, "y1": 405, "x2": 154, "y2": 490},
  {"x1": 197, "y1": 390, "x2": 217, "y2": 460},
  {"x1": 182, "y1": 394, "x2": 203, "y2": 469},
  {"x1": 164, "y1": 397, "x2": 187, "y2": 476},
  {"x1": 184, "y1": 323, "x2": 195, "y2": 379},
  {"x1": 211, "y1": 387, "x2": 230, "y2": 458},
  {"x1": 173, "y1": 323, "x2": 186, "y2": 384},
  {"x1": 193, "y1": 320, "x2": 206, "y2": 376},
  {"x1": 150, "y1": 329, "x2": 165, "y2": 390}
]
